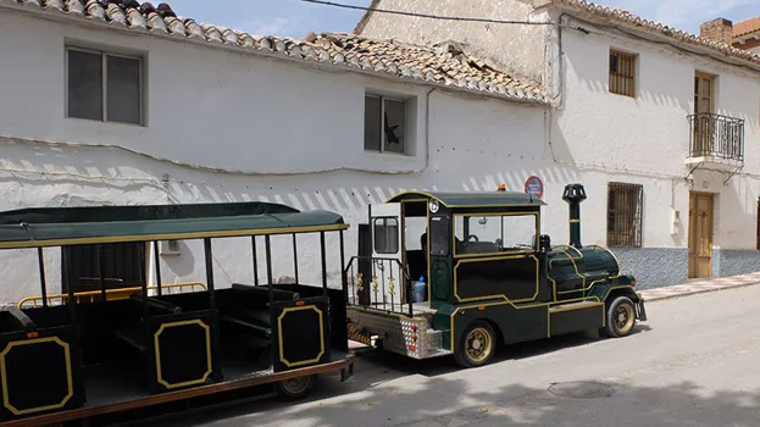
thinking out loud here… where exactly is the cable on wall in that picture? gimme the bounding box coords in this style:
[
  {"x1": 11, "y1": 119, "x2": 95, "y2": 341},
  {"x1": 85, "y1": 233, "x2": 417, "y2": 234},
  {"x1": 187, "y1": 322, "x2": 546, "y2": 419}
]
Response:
[{"x1": 301, "y1": 0, "x2": 554, "y2": 26}]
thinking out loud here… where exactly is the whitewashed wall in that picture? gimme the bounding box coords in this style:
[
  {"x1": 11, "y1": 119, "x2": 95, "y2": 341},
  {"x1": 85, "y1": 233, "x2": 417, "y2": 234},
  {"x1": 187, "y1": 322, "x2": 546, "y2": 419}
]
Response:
[
  {"x1": 360, "y1": 1, "x2": 760, "y2": 254},
  {"x1": 0, "y1": 12, "x2": 577, "y2": 303},
  {"x1": 554, "y1": 17, "x2": 760, "y2": 251},
  {"x1": 357, "y1": 0, "x2": 552, "y2": 86}
]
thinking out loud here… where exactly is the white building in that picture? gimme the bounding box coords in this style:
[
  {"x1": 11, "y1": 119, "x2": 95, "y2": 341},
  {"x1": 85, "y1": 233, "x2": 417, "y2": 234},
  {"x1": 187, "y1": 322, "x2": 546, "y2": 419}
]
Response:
[
  {"x1": 356, "y1": 0, "x2": 760, "y2": 286},
  {"x1": 2, "y1": 1, "x2": 759, "y2": 305},
  {"x1": 0, "y1": 0, "x2": 552, "y2": 303}
]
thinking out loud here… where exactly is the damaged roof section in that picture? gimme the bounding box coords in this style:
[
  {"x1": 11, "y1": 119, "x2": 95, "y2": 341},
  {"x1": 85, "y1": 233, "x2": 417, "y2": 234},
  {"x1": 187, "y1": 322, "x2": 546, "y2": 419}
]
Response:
[
  {"x1": 307, "y1": 33, "x2": 545, "y2": 101},
  {"x1": 0, "y1": 0, "x2": 548, "y2": 104}
]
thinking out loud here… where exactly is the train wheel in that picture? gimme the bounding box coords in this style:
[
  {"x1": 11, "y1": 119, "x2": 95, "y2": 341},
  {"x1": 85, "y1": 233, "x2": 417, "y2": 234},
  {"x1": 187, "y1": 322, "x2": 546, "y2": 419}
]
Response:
[
  {"x1": 276, "y1": 374, "x2": 315, "y2": 401},
  {"x1": 604, "y1": 296, "x2": 636, "y2": 338},
  {"x1": 454, "y1": 321, "x2": 496, "y2": 368}
]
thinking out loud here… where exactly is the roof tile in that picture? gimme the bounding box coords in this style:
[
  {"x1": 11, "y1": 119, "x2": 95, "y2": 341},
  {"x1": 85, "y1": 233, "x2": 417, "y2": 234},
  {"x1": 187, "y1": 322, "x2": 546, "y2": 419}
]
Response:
[
  {"x1": 1, "y1": 0, "x2": 547, "y2": 104},
  {"x1": 734, "y1": 16, "x2": 760, "y2": 38},
  {"x1": 551, "y1": 0, "x2": 760, "y2": 66}
]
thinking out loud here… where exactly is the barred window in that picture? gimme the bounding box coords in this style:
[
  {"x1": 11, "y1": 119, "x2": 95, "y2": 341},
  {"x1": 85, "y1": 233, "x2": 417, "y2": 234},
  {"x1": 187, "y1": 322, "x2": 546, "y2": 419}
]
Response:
[
  {"x1": 609, "y1": 50, "x2": 637, "y2": 97},
  {"x1": 607, "y1": 182, "x2": 643, "y2": 247}
]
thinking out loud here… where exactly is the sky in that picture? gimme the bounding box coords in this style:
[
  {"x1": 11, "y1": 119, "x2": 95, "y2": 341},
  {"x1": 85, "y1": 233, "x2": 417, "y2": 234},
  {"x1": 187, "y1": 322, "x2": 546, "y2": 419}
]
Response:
[{"x1": 166, "y1": 0, "x2": 759, "y2": 39}]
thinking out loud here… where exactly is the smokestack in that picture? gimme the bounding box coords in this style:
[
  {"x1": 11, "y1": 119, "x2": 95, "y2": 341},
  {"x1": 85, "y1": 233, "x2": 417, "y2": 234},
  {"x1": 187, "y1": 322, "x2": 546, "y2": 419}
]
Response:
[{"x1": 562, "y1": 183, "x2": 587, "y2": 249}]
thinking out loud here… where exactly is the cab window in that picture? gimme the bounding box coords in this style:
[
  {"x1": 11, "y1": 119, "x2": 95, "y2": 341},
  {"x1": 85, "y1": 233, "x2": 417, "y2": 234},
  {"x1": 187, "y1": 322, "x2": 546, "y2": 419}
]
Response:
[
  {"x1": 373, "y1": 217, "x2": 399, "y2": 254},
  {"x1": 429, "y1": 216, "x2": 450, "y2": 256},
  {"x1": 454, "y1": 214, "x2": 536, "y2": 255}
]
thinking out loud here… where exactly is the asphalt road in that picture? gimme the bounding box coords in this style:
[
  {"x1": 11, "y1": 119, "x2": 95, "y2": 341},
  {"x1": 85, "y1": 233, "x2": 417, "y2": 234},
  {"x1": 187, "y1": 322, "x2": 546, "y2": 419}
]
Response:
[{"x1": 164, "y1": 285, "x2": 760, "y2": 427}]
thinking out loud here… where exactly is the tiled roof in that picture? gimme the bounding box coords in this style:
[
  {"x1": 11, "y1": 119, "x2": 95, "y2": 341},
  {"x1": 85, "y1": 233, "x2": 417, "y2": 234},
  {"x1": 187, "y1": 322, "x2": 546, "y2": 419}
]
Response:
[
  {"x1": 733, "y1": 16, "x2": 760, "y2": 39},
  {"x1": 0, "y1": 0, "x2": 547, "y2": 104},
  {"x1": 309, "y1": 33, "x2": 544, "y2": 97},
  {"x1": 550, "y1": 0, "x2": 760, "y2": 67}
]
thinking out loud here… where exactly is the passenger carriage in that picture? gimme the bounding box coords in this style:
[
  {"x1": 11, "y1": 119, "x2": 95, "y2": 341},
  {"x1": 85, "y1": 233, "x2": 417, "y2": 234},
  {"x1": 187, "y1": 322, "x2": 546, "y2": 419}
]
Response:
[
  {"x1": 0, "y1": 201, "x2": 354, "y2": 426},
  {"x1": 345, "y1": 183, "x2": 647, "y2": 367}
]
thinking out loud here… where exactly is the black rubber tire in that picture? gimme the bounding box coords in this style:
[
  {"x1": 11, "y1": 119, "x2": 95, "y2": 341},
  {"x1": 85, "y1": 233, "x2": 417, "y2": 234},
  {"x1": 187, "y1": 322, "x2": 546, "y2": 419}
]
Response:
[
  {"x1": 604, "y1": 296, "x2": 636, "y2": 338},
  {"x1": 275, "y1": 375, "x2": 316, "y2": 401},
  {"x1": 453, "y1": 321, "x2": 497, "y2": 368}
]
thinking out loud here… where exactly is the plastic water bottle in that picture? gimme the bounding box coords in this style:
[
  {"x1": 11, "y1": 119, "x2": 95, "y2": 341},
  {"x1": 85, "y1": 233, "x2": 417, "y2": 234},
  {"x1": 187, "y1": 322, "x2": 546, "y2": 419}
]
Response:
[{"x1": 414, "y1": 276, "x2": 426, "y2": 303}]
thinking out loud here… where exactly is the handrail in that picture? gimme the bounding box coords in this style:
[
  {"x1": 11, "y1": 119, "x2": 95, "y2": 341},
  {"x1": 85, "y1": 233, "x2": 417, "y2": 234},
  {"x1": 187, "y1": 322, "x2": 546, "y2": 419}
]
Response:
[
  {"x1": 16, "y1": 282, "x2": 208, "y2": 309},
  {"x1": 343, "y1": 256, "x2": 414, "y2": 316},
  {"x1": 687, "y1": 112, "x2": 744, "y2": 161}
]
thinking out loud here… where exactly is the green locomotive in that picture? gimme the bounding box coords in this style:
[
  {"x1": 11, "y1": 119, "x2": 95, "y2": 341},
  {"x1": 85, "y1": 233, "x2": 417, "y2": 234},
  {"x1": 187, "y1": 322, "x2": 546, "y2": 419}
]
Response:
[{"x1": 345, "y1": 183, "x2": 647, "y2": 367}]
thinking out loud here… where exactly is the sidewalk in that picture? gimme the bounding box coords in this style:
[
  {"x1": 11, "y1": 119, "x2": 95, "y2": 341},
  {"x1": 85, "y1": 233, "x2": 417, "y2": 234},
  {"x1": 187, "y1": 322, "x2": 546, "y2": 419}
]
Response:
[{"x1": 638, "y1": 271, "x2": 760, "y2": 301}]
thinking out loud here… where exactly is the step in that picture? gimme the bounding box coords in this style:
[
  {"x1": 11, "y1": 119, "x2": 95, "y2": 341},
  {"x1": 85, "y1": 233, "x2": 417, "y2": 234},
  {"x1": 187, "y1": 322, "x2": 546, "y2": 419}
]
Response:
[{"x1": 549, "y1": 300, "x2": 601, "y2": 313}]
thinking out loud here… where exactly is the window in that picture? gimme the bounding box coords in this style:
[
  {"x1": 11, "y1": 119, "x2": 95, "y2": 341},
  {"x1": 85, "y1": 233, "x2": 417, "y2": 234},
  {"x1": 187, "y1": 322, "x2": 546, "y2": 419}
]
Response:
[
  {"x1": 429, "y1": 216, "x2": 450, "y2": 256},
  {"x1": 364, "y1": 94, "x2": 407, "y2": 154},
  {"x1": 67, "y1": 47, "x2": 143, "y2": 125},
  {"x1": 62, "y1": 242, "x2": 145, "y2": 293},
  {"x1": 607, "y1": 182, "x2": 643, "y2": 247},
  {"x1": 373, "y1": 217, "x2": 399, "y2": 254},
  {"x1": 454, "y1": 214, "x2": 537, "y2": 255},
  {"x1": 609, "y1": 50, "x2": 636, "y2": 97}
]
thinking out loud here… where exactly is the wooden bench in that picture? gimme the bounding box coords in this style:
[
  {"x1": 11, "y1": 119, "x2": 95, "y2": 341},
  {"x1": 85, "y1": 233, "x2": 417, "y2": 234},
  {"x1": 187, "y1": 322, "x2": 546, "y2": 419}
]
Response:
[
  {"x1": 110, "y1": 296, "x2": 183, "y2": 353},
  {"x1": 219, "y1": 284, "x2": 300, "y2": 339},
  {"x1": 0, "y1": 304, "x2": 36, "y2": 333}
]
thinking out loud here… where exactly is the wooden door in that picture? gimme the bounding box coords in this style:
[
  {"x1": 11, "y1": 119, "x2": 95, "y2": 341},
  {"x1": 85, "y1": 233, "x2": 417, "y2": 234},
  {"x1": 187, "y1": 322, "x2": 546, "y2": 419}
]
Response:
[
  {"x1": 693, "y1": 72, "x2": 715, "y2": 154},
  {"x1": 688, "y1": 192, "x2": 714, "y2": 279}
]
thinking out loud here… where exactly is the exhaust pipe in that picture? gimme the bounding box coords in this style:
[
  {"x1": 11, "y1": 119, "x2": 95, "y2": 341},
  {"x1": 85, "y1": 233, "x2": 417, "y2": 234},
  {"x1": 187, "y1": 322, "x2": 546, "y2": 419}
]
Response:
[{"x1": 562, "y1": 183, "x2": 587, "y2": 249}]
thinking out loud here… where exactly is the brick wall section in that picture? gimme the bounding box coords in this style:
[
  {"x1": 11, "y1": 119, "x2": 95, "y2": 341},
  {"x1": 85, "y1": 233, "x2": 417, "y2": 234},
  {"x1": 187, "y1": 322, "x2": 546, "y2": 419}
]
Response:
[
  {"x1": 700, "y1": 18, "x2": 734, "y2": 45},
  {"x1": 734, "y1": 37, "x2": 760, "y2": 51}
]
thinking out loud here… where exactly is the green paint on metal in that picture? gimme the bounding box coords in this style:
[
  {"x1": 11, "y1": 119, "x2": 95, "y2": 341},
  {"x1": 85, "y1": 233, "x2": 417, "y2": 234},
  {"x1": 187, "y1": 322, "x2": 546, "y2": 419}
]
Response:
[
  {"x1": 0, "y1": 201, "x2": 346, "y2": 248},
  {"x1": 388, "y1": 191, "x2": 545, "y2": 208}
]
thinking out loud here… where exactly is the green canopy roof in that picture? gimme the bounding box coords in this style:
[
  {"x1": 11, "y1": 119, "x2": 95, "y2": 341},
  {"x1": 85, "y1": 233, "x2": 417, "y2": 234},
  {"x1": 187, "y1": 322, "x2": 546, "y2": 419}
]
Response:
[
  {"x1": 0, "y1": 201, "x2": 347, "y2": 249},
  {"x1": 388, "y1": 190, "x2": 545, "y2": 208}
]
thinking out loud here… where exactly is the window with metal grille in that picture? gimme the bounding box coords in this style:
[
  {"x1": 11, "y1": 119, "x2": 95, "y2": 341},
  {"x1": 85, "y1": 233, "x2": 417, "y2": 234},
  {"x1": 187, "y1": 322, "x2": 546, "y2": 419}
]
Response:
[
  {"x1": 609, "y1": 50, "x2": 637, "y2": 97},
  {"x1": 607, "y1": 182, "x2": 643, "y2": 247}
]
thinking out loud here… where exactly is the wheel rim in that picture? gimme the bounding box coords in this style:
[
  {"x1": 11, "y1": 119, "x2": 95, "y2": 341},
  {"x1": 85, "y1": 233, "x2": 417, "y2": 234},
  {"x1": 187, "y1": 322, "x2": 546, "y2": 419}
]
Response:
[
  {"x1": 281, "y1": 376, "x2": 311, "y2": 394},
  {"x1": 614, "y1": 303, "x2": 635, "y2": 334},
  {"x1": 465, "y1": 327, "x2": 493, "y2": 364}
]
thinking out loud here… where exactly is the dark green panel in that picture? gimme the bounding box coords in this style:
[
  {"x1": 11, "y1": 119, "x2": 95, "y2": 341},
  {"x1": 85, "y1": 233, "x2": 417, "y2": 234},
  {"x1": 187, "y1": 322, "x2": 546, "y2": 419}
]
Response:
[
  {"x1": 455, "y1": 257, "x2": 537, "y2": 302},
  {"x1": 154, "y1": 320, "x2": 212, "y2": 391},
  {"x1": 272, "y1": 297, "x2": 328, "y2": 372},
  {"x1": 453, "y1": 303, "x2": 549, "y2": 350},
  {"x1": 550, "y1": 305, "x2": 604, "y2": 336},
  {"x1": 0, "y1": 325, "x2": 83, "y2": 421}
]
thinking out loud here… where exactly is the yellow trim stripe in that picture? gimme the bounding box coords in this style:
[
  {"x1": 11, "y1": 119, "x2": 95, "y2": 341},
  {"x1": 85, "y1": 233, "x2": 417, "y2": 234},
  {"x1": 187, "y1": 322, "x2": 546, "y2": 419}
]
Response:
[{"x1": 0, "y1": 224, "x2": 349, "y2": 250}]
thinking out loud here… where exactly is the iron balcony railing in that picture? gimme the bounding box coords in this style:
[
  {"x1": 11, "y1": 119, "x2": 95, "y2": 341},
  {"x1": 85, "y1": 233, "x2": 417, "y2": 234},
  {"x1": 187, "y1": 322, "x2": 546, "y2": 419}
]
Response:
[{"x1": 688, "y1": 113, "x2": 744, "y2": 161}]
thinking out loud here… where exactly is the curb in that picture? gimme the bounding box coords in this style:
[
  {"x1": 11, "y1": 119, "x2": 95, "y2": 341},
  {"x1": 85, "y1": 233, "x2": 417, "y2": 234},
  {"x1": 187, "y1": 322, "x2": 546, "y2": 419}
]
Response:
[{"x1": 639, "y1": 276, "x2": 760, "y2": 302}]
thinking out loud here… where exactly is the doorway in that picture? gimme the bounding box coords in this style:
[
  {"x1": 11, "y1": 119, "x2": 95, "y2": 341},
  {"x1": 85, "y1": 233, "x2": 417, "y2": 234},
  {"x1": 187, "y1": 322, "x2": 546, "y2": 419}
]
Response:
[{"x1": 688, "y1": 192, "x2": 714, "y2": 279}]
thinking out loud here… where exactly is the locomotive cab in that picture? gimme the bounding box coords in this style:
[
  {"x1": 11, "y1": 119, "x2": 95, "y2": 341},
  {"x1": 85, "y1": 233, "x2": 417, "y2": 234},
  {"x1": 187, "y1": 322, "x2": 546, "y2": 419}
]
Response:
[{"x1": 345, "y1": 183, "x2": 647, "y2": 368}]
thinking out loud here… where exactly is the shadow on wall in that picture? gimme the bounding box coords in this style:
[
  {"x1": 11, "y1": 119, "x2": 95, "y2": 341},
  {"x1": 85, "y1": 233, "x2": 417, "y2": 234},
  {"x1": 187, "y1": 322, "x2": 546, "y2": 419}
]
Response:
[{"x1": 0, "y1": 136, "x2": 587, "y2": 295}]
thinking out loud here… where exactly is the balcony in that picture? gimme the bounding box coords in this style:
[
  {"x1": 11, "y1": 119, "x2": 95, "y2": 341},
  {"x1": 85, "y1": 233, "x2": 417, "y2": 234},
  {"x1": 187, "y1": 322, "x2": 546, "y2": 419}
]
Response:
[{"x1": 686, "y1": 113, "x2": 744, "y2": 169}]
